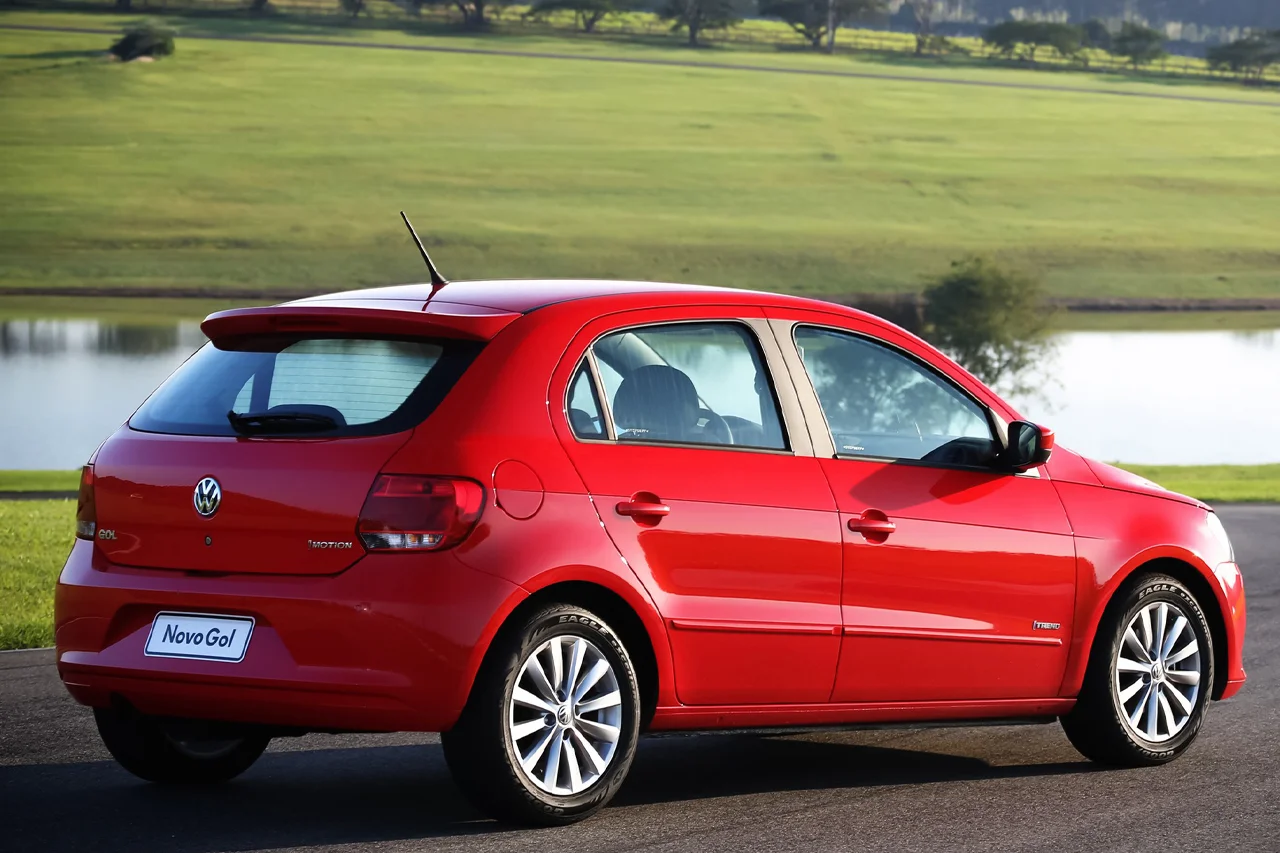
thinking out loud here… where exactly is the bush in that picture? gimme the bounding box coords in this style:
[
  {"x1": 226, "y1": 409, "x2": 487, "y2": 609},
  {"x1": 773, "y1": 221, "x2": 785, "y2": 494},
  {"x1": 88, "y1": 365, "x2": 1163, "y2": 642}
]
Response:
[{"x1": 109, "y1": 23, "x2": 175, "y2": 61}]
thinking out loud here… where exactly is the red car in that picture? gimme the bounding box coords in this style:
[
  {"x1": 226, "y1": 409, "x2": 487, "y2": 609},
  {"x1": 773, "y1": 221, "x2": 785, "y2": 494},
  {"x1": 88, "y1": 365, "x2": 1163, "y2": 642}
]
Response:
[{"x1": 56, "y1": 278, "x2": 1246, "y2": 825}]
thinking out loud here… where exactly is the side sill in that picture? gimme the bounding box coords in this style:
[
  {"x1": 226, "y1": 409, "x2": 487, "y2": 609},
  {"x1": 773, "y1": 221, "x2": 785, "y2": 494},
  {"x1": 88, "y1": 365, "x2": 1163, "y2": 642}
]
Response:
[{"x1": 647, "y1": 698, "x2": 1076, "y2": 731}]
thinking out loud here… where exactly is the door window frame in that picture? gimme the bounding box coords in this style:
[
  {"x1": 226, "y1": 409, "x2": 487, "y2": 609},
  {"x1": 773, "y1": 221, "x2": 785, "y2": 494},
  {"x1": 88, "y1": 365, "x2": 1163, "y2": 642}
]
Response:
[
  {"x1": 778, "y1": 320, "x2": 1032, "y2": 475},
  {"x1": 559, "y1": 316, "x2": 806, "y2": 457}
]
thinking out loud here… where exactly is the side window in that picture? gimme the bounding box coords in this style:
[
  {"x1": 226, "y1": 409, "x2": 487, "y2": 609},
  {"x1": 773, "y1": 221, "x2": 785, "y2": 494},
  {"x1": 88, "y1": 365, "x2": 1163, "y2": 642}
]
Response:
[
  {"x1": 567, "y1": 363, "x2": 605, "y2": 438},
  {"x1": 591, "y1": 322, "x2": 786, "y2": 450},
  {"x1": 794, "y1": 326, "x2": 996, "y2": 466}
]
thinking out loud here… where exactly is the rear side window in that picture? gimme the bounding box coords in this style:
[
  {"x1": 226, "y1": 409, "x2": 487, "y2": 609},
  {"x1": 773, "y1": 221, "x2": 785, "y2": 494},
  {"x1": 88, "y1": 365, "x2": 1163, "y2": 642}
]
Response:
[
  {"x1": 131, "y1": 336, "x2": 480, "y2": 437},
  {"x1": 587, "y1": 322, "x2": 787, "y2": 450}
]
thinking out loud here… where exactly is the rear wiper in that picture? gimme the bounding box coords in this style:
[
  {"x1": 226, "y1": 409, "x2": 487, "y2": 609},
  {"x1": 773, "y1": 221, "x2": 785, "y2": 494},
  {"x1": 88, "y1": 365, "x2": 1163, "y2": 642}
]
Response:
[{"x1": 226, "y1": 410, "x2": 338, "y2": 435}]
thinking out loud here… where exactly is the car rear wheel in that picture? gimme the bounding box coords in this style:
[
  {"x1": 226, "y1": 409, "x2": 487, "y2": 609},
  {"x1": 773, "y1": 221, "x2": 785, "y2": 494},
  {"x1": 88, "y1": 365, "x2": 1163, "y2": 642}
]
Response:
[
  {"x1": 94, "y1": 706, "x2": 270, "y2": 783},
  {"x1": 1061, "y1": 574, "x2": 1214, "y2": 766},
  {"x1": 441, "y1": 603, "x2": 641, "y2": 825}
]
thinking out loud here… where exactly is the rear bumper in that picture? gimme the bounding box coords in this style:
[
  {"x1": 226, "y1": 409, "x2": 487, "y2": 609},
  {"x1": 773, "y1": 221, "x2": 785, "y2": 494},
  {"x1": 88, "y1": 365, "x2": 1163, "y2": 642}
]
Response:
[{"x1": 55, "y1": 539, "x2": 524, "y2": 732}]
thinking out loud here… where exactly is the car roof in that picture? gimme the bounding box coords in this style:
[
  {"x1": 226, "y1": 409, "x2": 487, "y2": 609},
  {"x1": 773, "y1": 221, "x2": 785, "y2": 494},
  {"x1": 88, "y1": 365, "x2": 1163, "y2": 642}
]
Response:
[{"x1": 287, "y1": 279, "x2": 848, "y2": 317}]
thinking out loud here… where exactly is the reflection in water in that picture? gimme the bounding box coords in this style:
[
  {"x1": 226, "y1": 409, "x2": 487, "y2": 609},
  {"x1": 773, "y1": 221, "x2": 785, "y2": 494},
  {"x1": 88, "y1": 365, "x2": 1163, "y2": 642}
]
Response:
[
  {"x1": 2, "y1": 318, "x2": 1279, "y2": 469},
  {"x1": 0, "y1": 320, "x2": 207, "y2": 470},
  {"x1": 1006, "y1": 329, "x2": 1280, "y2": 466}
]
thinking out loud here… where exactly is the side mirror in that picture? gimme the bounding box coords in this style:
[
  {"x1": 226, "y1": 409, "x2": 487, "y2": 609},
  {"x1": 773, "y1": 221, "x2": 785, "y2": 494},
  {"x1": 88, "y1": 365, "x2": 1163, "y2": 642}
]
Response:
[{"x1": 1000, "y1": 421, "x2": 1054, "y2": 472}]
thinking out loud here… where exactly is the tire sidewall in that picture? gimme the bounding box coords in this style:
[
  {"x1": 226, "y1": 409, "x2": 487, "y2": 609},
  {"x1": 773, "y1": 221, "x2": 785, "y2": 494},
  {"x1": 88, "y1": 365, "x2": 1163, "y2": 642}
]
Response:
[
  {"x1": 498, "y1": 607, "x2": 641, "y2": 819},
  {"x1": 1106, "y1": 578, "x2": 1214, "y2": 762}
]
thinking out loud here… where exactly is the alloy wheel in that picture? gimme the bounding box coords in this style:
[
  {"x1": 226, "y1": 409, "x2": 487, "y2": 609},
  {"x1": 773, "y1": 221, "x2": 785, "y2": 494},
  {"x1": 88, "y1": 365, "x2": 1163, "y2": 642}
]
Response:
[
  {"x1": 1114, "y1": 600, "x2": 1203, "y2": 743},
  {"x1": 508, "y1": 635, "x2": 623, "y2": 796}
]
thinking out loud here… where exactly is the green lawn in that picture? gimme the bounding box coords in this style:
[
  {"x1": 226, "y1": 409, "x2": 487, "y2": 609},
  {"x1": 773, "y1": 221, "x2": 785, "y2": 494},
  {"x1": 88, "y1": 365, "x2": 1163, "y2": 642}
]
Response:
[
  {"x1": 1119, "y1": 464, "x2": 1280, "y2": 504},
  {"x1": 0, "y1": 501, "x2": 73, "y2": 649},
  {"x1": 0, "y1": 471, "x2": 81, "y2": 493},
  {"x1": 2, "y1": 12, "x2": 1279, "y2": 301}
]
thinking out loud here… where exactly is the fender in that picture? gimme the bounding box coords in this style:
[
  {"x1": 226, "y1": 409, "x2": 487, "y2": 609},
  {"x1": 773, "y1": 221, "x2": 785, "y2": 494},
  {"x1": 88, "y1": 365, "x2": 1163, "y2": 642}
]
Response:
[{"x1": 1059, "y1": 542, "x2": 1239, "y2": 699}]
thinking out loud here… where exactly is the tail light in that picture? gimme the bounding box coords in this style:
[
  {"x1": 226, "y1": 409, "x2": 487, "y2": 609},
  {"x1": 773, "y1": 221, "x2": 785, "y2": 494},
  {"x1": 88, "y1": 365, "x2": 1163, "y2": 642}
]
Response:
[
  {"x1": 75, "y1": 465, "x2": 96, "y2": 540},
  {"x1": 357, "y1": 475, "x2": 484, "y2": 551}
]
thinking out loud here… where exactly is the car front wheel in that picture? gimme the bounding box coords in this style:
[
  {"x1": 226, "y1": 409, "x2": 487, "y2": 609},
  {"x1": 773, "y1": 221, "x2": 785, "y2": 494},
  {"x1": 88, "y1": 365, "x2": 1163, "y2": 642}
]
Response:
[
  {"x1": 442, "y1": 603, "x2": 641, "y2": 825},
  {"x1": 1061, "y1": 574, "x2": 1214, "y2": 766},
  {"x1": 94, "y1": 705, "x2": 270, "y2": 783}
]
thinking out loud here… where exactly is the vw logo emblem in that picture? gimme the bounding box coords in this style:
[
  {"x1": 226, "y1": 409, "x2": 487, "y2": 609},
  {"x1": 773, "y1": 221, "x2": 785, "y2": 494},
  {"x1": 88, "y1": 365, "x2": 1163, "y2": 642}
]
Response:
[{"x1": 193, "y1": 477, "x2": 222, "y2": 518}]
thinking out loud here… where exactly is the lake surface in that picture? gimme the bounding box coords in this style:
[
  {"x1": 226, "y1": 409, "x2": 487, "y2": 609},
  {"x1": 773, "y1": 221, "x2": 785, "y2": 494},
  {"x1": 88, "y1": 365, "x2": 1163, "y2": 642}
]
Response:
[{"x1": 1, "y1": 318, "x2": 1278, "y2": 469}]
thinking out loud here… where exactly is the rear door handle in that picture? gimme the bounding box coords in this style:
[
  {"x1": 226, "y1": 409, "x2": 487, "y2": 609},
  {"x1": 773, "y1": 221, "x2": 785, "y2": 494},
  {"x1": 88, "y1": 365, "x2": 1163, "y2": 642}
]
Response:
[
  {"x1": 848, "y1": 510, "x2": 896, "y2": 539},
  {"x1": 616, "y1": 501, "x2": 670, "y2": 518},
  {"x1": 616, "y1": 491, "x2": 670, "y2": 523}
]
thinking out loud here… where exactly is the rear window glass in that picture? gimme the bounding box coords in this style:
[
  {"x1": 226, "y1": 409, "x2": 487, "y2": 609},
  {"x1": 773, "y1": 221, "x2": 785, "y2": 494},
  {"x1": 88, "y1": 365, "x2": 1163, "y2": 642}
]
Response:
[{"x1": 131, "y1": 336, "x2": 480, "y2": 437}]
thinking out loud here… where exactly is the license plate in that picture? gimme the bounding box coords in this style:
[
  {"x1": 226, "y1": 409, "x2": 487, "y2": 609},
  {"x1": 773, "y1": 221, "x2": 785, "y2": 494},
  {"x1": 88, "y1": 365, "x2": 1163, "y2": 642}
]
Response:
[{"x1": 144, "y1": 612, "x2": 254, "y2": 663}]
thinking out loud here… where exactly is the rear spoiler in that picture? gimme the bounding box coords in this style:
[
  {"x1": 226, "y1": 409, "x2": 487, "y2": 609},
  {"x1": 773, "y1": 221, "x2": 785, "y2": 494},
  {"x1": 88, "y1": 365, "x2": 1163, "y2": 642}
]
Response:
[{"x1": 201, "y1": 298, "x2": 521, "y2": 343}]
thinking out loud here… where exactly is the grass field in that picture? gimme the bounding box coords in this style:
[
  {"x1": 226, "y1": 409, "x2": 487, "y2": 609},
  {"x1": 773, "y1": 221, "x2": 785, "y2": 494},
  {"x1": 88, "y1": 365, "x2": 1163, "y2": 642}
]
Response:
[
  {"x1": 2, "y1": 11, "x2": 1279, "y2": 300},
  {"x1": 0, "y1": 501, "x2": 72, "y2": 649},
  {"x1": 0, "y1": 470, "x2": 81, "y2": 492}
]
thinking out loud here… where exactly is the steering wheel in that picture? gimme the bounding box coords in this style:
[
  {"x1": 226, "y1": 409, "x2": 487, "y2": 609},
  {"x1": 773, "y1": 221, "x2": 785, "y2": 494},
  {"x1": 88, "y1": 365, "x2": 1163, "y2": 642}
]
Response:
[{"x1": 697, "y1": 408, "x2": 734, "y2": 445}]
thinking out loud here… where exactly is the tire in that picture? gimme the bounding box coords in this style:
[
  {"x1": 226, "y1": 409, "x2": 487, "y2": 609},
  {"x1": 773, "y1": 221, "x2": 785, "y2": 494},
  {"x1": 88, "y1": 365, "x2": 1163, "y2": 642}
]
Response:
[
  {"x1": 1061, "y1": 574, "x2": 1214, "y2": 766},
  {"x1": 442, "y1": 603, "x2": 642, "y2": 825},
  {"x1": 94, "y1": 705, "x2": 270, "y2": 784}
]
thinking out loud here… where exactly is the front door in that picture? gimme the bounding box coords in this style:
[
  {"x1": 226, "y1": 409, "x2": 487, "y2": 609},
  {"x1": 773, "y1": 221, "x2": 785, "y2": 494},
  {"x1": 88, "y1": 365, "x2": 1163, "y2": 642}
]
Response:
[
  {"x1": 773, "y1": 312, "x2": 1077, "y2": 703},
  {"x1": 554, "y1": 310, "x2": 843, "y2": 706}
]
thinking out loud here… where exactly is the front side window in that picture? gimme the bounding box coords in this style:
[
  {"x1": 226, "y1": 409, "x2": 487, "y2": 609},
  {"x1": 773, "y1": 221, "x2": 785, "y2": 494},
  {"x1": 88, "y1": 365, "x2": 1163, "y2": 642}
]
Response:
[
  {"x1": 795, "y1": 326, "x2": 996, "y2": 466},
  {"x1": 587, "y1": 322, "x2": 786, "y2": 450}
]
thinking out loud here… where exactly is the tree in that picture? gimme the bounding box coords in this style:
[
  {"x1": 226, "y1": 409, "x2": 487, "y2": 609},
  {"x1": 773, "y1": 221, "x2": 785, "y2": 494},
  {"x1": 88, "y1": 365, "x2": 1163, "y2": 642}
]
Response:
[
  {"x1": 1080, "y1": 18, "x2": 1111, "y2": 52},
  {"x1": 983, "y1": 21, "x2": 1082, "y2": 63},
  {"x1": 527, "y1": 0, "x2": 637, "y2": 32},
  {"x1": 757, "y1": 0, "x2": 886, "y2": 52},
  {"x1": 659, "y1": 0, "x2": 741, "y2": 47},
  {"x1": 339, "y1": 0, "x2": 366, "y2": 16},
  {"x1": 922, "y1": 257, "x2": 1055, "y2": 395},
  {"x1": 1207, "y1": 31, "x2": 1280, "y2": 80},
  {"x1": 422, "y1": 0, "x2": 505, "y2": 27},
  {"x1": 904, "y1": 0, "x2": 947, "y2": 56},
  {"x1": 1111, "y1": 22, "x2": 1165, "y2": 68}
]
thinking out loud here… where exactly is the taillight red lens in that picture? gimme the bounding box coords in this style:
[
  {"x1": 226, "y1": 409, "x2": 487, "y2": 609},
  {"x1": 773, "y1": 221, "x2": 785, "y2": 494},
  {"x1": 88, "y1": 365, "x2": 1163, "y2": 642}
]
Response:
[
  {"x1": 75, "y1": 465, "x2": 96, "y2": 540},
  {"x1": 357, "y1": 475, "x2": 484, "y2": 551}
]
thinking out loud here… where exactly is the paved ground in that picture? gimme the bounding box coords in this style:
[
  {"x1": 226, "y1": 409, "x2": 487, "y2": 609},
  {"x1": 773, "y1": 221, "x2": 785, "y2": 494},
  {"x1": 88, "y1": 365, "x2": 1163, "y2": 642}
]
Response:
[
  {"x1": 2, "y1": 505, "x2": 1276, "y2": 852},
  {"x1": 4, "y1": 23, "x2": 1280, "y2": 110}
]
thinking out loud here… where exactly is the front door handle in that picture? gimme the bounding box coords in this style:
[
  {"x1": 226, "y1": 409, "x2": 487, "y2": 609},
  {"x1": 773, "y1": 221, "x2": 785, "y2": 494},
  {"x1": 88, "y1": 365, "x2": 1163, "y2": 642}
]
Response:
[
  {"x1": 616, "y1": 491, "x2": 670, "y2": 524},
  {"x1": 849, "y1": 510, "x2": 896, "y2": 540}
]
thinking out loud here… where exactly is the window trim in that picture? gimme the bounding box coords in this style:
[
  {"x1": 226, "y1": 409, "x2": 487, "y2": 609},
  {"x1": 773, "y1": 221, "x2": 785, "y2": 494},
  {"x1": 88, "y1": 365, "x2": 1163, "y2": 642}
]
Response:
[
  {"x1": 789, "y1": 322, "x2": 1016, "y2": 474},
  {"x1": 560, "y1": 318, "x2": 794, "y2": 456}
]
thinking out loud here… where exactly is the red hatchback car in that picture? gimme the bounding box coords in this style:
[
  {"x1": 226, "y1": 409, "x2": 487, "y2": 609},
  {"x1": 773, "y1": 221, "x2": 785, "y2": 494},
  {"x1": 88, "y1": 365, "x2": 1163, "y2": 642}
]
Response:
[{"x1": 56, "y1": 278, "x2": 1246, "y2": 825}]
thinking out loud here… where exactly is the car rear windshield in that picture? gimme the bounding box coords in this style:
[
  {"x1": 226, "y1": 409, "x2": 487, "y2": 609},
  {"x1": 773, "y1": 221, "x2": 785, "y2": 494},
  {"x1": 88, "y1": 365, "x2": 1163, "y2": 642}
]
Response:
[{"x1": 130, "y1": 335, "x2": 481, "y2": 437}]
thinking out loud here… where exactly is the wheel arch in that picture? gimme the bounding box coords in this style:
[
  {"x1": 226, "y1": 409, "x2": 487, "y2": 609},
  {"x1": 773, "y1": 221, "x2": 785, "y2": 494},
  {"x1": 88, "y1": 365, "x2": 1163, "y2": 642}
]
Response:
[
  {"x1": 1069, "y1": 555, "x2": 1230, "y2": 701},
  {"x1": 458, "y1": 573, "x2": 670, "y2": 732}
]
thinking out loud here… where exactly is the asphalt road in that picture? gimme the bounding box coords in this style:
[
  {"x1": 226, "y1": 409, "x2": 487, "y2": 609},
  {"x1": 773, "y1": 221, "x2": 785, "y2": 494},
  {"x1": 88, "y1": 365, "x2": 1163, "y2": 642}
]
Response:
[{"x1": 2, "y1": 505, "x2": 1277, "y2": 853}]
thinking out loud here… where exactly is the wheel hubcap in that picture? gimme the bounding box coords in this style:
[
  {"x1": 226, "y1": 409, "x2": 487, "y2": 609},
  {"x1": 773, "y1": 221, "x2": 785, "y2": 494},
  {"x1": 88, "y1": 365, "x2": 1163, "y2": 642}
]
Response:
[
  {"x1": 508, "y1": 635, "x2": 623, "y2": 796},
  {"x1": 1114, "y1": 600, "x2": 1202, "y2": 743}
]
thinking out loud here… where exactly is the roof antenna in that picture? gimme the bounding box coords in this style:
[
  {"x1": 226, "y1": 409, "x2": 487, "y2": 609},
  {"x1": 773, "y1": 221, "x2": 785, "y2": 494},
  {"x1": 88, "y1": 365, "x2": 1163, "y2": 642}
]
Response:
[{"x1": 400, "y1": 211, "x2": 448, "y2": 294}]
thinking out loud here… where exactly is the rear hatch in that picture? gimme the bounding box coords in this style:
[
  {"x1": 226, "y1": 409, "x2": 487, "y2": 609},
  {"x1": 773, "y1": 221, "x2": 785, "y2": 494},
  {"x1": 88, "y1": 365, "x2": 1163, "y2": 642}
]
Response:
[{"x1": 91, "y1": 304, "x2": 500, "y2": 575}]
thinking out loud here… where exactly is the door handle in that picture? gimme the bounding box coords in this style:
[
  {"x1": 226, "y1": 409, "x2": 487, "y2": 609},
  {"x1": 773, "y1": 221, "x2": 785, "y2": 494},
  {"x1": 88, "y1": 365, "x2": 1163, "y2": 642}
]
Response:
[
  {"x1": 849, "y1": 510, "x2": 896, "y2": 540},
  {"x1": 616, "y1": 500, "x2": 670, "y2": 518},
  {"x1": 616, "y1": 491, "x2": 670, "y2": 524}
]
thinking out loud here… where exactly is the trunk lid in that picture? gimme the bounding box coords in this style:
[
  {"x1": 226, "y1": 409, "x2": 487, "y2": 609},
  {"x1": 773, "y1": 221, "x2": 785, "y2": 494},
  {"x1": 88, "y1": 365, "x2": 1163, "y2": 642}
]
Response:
[{"x1": 93, "y1": 429, "x2": 407, "y2": 575}]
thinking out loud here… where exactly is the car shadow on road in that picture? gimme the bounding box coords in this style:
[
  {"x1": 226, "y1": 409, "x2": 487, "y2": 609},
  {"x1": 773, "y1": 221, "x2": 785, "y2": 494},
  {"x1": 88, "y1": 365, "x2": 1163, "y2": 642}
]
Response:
[{"x1": 1, "y1": 735, "x2": 1094, "y2": 850}]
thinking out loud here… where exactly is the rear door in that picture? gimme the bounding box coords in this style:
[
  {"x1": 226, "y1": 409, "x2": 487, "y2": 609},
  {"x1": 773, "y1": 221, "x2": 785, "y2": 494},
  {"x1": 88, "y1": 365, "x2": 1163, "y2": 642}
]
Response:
[
  {"x1": 553, "y1": 307, "x2": 843, "y2": 706},
  {"x1": 94, "y1": 335, "x2": 479, "y2": 574},
  {"x1": 766, "y1": 308, "x2": 1077, "y2": 703}
]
